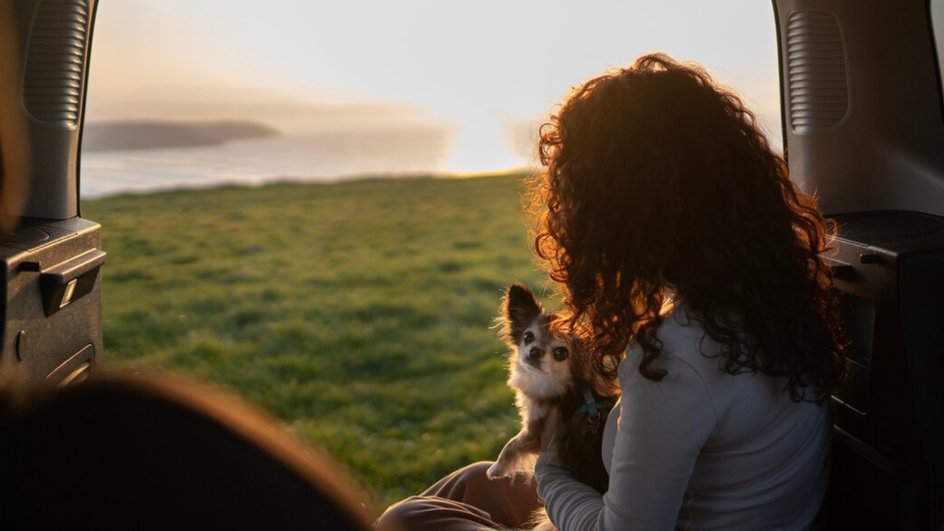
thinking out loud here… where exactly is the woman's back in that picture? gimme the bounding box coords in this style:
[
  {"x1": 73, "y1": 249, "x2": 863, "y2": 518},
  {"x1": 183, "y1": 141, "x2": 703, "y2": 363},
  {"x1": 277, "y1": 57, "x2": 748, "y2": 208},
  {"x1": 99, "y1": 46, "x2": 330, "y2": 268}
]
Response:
[{"x1": 590, "y1": 310, "x2": 830, "y2": 530}]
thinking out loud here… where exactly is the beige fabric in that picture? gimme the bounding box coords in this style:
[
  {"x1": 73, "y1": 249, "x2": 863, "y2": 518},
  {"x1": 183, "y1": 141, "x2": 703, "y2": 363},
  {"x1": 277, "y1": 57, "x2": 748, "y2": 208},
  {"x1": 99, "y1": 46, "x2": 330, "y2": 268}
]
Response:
[{"x1": 377, "y1": 461, "x2": 543, "y2": 531}]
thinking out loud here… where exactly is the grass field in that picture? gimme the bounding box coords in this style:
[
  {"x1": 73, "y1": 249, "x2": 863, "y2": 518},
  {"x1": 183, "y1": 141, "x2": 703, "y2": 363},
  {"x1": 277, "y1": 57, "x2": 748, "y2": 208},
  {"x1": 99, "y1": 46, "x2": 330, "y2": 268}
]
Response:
[{"x1": 82, "y1": 173, "x2": 552, "y2": 510}]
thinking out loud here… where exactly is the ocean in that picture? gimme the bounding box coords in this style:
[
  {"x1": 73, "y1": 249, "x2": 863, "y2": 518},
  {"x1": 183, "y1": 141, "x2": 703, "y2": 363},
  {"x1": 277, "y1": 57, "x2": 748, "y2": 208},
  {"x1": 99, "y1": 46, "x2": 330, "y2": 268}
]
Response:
[{"x1": 79, "y1": 126, "x2": 461, "y2": 198}]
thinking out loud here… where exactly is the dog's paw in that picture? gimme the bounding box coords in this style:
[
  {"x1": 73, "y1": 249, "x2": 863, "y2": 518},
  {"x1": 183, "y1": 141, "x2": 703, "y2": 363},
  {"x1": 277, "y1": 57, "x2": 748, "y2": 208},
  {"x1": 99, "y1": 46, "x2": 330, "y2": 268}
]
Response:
[{"x1": 486, "y1": 461, "x2": 508, "y2": 480}]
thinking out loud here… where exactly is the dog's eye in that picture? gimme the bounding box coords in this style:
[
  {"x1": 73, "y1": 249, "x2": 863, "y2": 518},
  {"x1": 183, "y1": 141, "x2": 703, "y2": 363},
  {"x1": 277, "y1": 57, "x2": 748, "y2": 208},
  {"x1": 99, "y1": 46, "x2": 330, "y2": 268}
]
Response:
[
  {"x1": 552, "y1": 347, "x2": 569, "y2": 361},
  {"x1": 523, "y1": 331, "x2": 535, "y2": 344}
]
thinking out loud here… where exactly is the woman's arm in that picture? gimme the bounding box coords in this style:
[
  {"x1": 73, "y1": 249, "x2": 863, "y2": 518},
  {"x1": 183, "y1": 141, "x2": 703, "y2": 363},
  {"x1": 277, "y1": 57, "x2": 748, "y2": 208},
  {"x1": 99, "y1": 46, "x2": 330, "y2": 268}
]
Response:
[{"x1": 535, "y1": 352, "x2": 718, "y2": 531}]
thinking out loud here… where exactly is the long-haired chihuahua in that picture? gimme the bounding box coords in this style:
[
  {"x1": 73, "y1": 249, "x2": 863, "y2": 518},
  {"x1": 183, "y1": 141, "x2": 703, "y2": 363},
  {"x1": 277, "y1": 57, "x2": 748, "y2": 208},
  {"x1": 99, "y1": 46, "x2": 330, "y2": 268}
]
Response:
[{"x1": 487, "y1": 283, "x2": 617, "y2": 497}]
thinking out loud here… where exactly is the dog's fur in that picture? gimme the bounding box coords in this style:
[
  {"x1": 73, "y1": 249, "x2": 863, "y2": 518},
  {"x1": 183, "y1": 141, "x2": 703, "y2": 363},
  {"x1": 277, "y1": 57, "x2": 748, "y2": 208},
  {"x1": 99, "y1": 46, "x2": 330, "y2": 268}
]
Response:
[{"x1": 487, "y1": 284, "x2": 617, "y2": 528}]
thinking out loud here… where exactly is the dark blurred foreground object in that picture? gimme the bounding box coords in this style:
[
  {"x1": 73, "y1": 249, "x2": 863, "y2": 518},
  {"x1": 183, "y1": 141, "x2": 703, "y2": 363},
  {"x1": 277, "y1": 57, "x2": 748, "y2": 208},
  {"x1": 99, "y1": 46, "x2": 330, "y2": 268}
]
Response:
[
  {"x1": 0, "y1": 374, "x2": 377, "y2": 530},
  {"x1": 774, "y1": 0, "x2": 944, "y2": 528}
]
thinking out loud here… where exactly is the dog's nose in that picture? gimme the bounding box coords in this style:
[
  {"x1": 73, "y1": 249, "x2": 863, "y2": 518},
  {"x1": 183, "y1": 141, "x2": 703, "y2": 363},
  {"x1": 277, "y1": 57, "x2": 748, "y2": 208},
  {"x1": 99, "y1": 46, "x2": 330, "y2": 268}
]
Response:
[{"x1": 528, "y1": 347, "x2": 544, "y2": 361}]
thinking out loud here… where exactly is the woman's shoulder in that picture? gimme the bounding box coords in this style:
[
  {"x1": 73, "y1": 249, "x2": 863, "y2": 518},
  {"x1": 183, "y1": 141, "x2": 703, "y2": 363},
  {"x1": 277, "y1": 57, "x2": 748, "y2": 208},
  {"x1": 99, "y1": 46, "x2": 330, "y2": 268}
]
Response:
[
  {"x1": 618, "y1": 308, "x2": 714, "y2": 393},
  {"x1": 618, "y1": 305, "x2": 778, "y2": 401},
  {"x1": 621, "y1": 306, "x2": 723, "y2": 373}
]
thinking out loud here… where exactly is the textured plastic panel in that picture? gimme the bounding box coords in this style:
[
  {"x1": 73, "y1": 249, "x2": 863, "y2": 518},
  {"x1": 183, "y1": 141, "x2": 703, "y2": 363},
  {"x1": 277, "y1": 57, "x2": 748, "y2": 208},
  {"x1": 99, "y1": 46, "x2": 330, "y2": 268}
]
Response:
[
  {"x1": 0, "y1": 217, "x2": 103, "y2": 385},
  {"x1": 786, "y1": 10, "x2": 849, "y2": 132},
  {"x1": 818, "y1": 208, "x2": 944, "y2": 529},
  {"x1": 934, "y1": 1, "x2": 944, "y2": 110},
  {"x1": 833, "y1": 211, "x2": 944, "y2": 245},
  {"x1": 23, "y1": 0, "x2": 89, "y2": 128},
  {"x1": 776, "y1": 0, "x2": 944, "y2": 218}
]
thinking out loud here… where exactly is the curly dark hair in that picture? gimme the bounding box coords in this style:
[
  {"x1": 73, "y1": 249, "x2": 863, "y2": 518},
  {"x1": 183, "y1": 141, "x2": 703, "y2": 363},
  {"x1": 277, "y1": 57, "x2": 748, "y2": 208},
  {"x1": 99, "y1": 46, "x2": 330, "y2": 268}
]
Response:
[{"x1": 528, "y1": 53, "x2": 846, "y2": 402}]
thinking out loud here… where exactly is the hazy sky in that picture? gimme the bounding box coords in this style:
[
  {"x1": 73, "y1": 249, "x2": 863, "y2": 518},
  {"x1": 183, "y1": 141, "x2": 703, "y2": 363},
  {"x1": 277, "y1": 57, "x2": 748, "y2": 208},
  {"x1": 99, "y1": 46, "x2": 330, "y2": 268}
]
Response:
[{"x1": 87, "y1": 1, "x2": 782, "y2": 172}]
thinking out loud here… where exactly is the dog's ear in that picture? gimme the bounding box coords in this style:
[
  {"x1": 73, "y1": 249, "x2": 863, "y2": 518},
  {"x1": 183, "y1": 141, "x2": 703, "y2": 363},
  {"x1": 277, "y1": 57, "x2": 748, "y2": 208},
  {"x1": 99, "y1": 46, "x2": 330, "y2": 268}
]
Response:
[{"x1": 501, "y1": 283, "x2": 542, "y2": 344}]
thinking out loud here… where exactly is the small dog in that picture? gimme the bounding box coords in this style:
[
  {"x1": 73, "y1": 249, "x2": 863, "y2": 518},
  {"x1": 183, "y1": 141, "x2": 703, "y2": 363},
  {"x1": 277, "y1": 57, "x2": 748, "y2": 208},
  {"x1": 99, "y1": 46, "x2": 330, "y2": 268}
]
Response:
[{"x1": 487, "y1": 283, "x2": 616, "y2": 498}]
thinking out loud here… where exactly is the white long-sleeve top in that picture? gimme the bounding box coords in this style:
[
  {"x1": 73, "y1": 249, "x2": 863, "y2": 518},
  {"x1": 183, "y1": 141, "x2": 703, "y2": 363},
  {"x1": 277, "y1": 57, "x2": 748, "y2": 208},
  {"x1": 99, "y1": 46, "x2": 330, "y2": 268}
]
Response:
[{"x1": 535, "y1": 310, "x2": 830, "y2": 531}]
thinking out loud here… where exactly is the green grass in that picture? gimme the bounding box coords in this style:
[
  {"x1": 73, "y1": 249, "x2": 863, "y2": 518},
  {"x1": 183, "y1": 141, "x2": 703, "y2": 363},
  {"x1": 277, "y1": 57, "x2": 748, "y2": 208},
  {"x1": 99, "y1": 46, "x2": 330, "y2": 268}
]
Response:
[{"x1": 82, "y1": 173, "x2": 552, "y2": 510}]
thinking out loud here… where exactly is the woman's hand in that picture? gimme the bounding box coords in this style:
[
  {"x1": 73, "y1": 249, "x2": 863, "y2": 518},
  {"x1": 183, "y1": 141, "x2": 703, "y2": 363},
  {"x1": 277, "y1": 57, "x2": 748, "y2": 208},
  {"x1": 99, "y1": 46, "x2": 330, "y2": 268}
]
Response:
[{"x1": 540, "y1": 407, "x2": 563, "y2": 453}]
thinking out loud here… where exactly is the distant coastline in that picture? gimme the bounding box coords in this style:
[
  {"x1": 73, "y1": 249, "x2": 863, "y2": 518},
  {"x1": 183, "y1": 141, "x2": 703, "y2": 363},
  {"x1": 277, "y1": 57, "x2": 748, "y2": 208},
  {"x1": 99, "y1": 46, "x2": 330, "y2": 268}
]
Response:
[
  {"x1": 79, "y1": 125, "x2": 456, "y2": 198},
  {"x1": 82, "y1": 119, "x2": 279, "y2": 152}
]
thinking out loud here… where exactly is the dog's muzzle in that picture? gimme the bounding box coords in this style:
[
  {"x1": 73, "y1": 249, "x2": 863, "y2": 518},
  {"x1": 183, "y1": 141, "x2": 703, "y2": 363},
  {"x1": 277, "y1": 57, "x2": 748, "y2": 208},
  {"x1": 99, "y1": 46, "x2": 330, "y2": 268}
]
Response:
[{"x1": 525, "y1": 347, "x2": 544, "y2": 368}]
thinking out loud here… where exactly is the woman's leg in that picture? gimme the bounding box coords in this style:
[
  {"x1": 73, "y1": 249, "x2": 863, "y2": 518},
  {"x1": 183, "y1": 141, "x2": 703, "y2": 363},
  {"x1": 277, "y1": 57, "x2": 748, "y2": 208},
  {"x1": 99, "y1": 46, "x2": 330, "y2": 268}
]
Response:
[{"x1": 376, "y1": 462, "x2": 542, "y2": 531}]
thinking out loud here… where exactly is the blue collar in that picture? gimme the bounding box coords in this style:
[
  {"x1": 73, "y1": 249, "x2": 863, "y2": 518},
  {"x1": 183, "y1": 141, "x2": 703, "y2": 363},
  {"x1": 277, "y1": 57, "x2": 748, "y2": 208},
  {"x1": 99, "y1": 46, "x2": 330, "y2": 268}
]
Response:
[{"x1": 573, "y1": 385, "x2": 613, "y2": 421}]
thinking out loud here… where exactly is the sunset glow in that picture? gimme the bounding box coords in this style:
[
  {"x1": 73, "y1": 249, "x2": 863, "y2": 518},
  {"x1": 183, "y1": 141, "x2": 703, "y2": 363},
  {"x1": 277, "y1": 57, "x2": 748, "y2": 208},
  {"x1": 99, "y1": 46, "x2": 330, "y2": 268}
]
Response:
[{"x1": 85, "y1": 0, "x2": 781, "y2": 176}]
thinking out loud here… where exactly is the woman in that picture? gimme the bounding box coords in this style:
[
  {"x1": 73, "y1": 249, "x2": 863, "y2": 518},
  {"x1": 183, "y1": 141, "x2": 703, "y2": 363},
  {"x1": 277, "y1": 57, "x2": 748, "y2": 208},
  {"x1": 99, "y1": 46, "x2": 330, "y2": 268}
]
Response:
[{"x1": 378, "y1": 54, "x2": 845, "y2": 531}]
